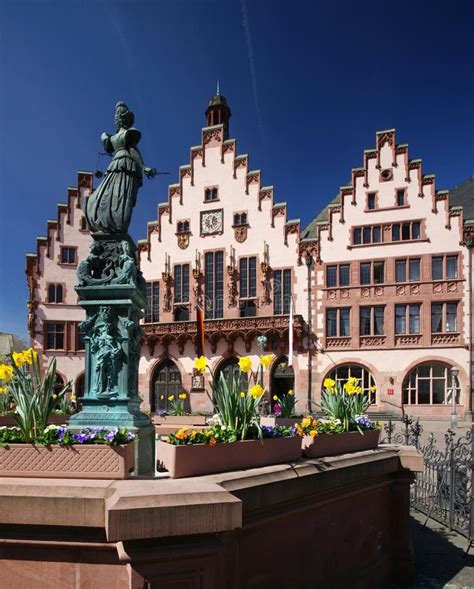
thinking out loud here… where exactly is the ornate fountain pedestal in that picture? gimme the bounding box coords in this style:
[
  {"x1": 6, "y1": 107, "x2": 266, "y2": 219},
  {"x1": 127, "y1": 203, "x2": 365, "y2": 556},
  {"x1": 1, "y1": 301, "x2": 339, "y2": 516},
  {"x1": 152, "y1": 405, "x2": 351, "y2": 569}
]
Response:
[{"x1": 69, "y1": 237, "x2": 155, "y2": 476}]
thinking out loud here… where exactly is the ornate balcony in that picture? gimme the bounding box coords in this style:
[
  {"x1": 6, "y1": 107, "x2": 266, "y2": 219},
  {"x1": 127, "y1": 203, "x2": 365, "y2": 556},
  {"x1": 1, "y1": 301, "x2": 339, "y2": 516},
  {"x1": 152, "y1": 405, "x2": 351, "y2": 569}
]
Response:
[{"x1": 142, "y1": 314, "x2": 306, "y2": 354}]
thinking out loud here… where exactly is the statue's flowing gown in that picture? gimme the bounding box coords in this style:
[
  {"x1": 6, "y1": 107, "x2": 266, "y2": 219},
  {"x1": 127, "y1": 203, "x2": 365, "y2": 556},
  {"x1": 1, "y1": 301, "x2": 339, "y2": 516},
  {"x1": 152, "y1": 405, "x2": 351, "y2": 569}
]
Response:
[{"x1": 85, "y1": 128, "x2": 143, "y2": 234}]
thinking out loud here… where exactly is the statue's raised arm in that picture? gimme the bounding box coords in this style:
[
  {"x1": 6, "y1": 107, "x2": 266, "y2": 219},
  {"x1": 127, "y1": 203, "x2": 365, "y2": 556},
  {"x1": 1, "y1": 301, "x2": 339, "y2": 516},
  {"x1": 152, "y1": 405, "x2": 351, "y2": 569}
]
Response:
[{"x1": 84, "y1": 101, "x2": 155, "y2": 236}]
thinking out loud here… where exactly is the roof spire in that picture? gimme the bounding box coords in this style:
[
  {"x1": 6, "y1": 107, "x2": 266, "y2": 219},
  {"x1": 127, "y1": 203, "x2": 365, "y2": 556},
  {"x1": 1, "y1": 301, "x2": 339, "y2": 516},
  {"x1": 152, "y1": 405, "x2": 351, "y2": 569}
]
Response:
[
  {"x1": 205, "y1": 85, "x2": 232, "y2": 139},
  {"x1": 216, "y1": 80, "x2": 220, "y2": 96}
]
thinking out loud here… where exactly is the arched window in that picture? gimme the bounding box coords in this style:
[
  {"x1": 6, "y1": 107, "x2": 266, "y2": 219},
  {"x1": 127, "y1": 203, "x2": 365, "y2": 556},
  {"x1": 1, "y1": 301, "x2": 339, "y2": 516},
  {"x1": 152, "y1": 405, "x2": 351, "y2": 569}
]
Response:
[
  {"x1": 214, "y1": 357, "x2": 248, "y2": 391},
  {"x1": 151, "y1": 360, "x2": 183, "y2": 412},
  {"x1": 403, "y1": 363, "x2": 460, "y2": 405},
  {"x1": 326, "y1": 364, "x2": 377, "y2": 404},
  {"x1": 271, "y1": 356, "x2": 295, "y2": 411}
]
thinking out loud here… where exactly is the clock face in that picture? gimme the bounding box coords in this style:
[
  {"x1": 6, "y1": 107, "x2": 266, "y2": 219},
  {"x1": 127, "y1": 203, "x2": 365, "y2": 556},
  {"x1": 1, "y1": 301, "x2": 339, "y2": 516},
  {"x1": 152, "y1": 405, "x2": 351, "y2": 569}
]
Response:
[{"x1": 201, "y1": 210, "x2": 223, "y2": 235}]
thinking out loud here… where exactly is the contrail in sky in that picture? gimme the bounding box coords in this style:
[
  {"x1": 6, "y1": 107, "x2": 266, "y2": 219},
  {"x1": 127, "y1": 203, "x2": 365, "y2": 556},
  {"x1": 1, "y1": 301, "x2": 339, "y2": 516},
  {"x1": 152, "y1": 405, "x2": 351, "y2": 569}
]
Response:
[{"x1": 240, "y1": 0, "x2": 267, "y2": 160}]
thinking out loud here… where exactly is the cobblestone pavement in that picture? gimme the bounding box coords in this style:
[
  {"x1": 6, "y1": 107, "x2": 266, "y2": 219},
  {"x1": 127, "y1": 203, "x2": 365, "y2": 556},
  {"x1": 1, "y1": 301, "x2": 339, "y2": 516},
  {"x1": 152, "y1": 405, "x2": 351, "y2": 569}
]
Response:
[{"x1": 392, "y1": 510, "x2": 474, "y2": 588}]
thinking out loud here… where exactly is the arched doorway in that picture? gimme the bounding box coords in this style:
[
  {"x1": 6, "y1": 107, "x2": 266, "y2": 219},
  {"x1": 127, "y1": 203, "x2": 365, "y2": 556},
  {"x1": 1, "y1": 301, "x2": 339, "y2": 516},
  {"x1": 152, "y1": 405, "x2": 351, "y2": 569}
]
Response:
[
  {"x1": 326, "y1": 364, "x2": 377, "y2": 404},
  {"x1": 271, "y1": 356, "x2": 295, "y2": 411},
  {"x1": 214, "y1": 357, "x2": 249, "y2": 390},
  {"x1": 151, "y1": 360, "x2": 182, "y2": 412}
]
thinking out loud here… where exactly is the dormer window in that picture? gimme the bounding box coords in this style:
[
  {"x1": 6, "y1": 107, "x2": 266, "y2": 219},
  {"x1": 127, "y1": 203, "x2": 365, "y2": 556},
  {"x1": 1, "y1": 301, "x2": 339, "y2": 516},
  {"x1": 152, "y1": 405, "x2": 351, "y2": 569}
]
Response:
[
  {"x1": 177, "y1": 220, "x2": 190, "y2": 234},
  {"x1": 233, "y1": 212, "x2": 248, "y2": 226},
  {"x1": 204, "y1": 187, "x2": 218, "y2": 202}
]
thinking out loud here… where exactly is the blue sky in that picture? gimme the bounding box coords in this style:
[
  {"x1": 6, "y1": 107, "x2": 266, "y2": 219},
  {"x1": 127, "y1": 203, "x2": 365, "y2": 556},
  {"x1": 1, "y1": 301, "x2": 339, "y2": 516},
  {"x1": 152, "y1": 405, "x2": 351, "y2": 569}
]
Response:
[{"x1": 1, "y1": 0, "x2": 473, "y2": 339}]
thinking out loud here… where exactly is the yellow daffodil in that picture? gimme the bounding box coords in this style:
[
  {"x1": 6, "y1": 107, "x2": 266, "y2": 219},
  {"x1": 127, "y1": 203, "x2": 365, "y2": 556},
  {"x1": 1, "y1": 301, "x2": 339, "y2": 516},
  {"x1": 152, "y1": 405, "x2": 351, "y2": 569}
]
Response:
[
  {"x1": 249, "y1": 384, "x2": 264, "y2": 399},
  {"x1": 260, "y1": 354, "x2": 272, "y2": 370},
  {"x1": 240, "y1": 392, "x2": 245, "y2": 398},
  {"x1": 12, "y1": 352, "x2": 25, "y2": 368},
  {"x1": 348, "y1": 376, "x2": 358, "y2": 384},
  {"x1": 343, "y1": 382, "x2": 356, "y2": 395},
  {"x1": 0, "y1": 365, "x2": 13, "y2": 382},
  {"x1": 0, "y1": 386, "x2": 7, "y2": 394},
  {"x1": 238, "y1": 356, "x2": 252, "y2": 374},
  {"x1": 179, "y1": 393, "x2": 187, "y2": 400},
  {"x1": 168, "y1": 395, "x2": 175, "y2": 401},
  {"x1": 370, "y1": 385, "x2": 377, "y2": 392},
  {"x1": 52, "y1": 394, "x2": 57, "y2": 400},
  {"x1": 194, "y1": 356, "x2": 207, "y2": 374},
  {"x1": 355, "y1": 386, "x2": 362, "y2": 394},
  {"x1": 273, "y1": 395, "x2": 278, "y2": 401},
  {"x1": 22, "y1": 348, "x2": 38, "y2": 364},
  {"x1": 323, "y1": 377, "x2": 335, "y2": 389},
  {"x1": 288, "y1": 389, "x2": 295, "y2": 396}
]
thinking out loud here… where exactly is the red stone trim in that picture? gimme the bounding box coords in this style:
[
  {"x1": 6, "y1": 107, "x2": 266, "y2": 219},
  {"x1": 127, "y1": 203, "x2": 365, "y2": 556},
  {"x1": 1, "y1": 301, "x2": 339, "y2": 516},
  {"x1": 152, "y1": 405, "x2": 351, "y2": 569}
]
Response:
[
  {"x1": 246, "y1": 172, "x2": 260, "y2": 195},
  {"x1": 258, "y1": 188, "x2": 273, "y2": 211},
  {"x1": 234, "y1": 155, "x2": 248, "y2": 179}
]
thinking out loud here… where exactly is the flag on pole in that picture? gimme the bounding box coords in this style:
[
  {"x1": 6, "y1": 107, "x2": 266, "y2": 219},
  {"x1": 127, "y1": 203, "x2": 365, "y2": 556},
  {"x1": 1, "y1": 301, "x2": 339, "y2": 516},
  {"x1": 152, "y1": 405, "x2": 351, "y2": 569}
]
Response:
[
  {"x1": 288, "y1": 294, "x2": 294, "y2": 367},
  {"x1": 196, "y1": 304, "x2": 205, "y2": 357}
]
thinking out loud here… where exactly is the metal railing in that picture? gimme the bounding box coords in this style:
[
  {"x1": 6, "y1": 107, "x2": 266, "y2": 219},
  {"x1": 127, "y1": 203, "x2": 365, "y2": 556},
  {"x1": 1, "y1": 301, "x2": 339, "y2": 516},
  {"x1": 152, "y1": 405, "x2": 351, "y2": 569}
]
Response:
[{"x1": 381, "y1": 416, "x2": 473, "y2": 539}]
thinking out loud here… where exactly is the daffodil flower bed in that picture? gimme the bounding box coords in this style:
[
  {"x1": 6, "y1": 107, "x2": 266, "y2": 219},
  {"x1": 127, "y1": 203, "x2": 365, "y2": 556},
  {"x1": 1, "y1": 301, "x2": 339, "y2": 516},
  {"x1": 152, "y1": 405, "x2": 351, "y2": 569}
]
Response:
[
  {"x1": 272, "y1": 388, "x2": 296, "y2": 418},
  {"x1": 162, "y1": 423, "x2": 295, "y2": 446}
]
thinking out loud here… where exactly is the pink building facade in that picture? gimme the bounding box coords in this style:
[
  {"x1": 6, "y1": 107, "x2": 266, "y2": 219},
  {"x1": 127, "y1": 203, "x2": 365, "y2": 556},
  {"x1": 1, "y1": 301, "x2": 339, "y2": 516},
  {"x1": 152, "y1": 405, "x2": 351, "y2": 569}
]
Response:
[{"x1": 25, "y1": 95, "x2": 474, "y2": 420}]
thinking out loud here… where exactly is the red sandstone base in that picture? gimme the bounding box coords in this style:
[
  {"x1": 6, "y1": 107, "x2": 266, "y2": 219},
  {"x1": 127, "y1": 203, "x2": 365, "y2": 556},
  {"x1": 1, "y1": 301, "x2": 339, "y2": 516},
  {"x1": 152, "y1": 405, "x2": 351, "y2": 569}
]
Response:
[
  {"x1": 302, "y1": 429, "x2": 380, "y2": 458},
  {"x1": 157, "y1": 436, "x2": 302, "y2": 478},
  {"x1": 152, "y1": 414, "x2": 208, "y2": 426},
  {"x1": 0, "y1": 442, "x2": 135, "y2": 479}
]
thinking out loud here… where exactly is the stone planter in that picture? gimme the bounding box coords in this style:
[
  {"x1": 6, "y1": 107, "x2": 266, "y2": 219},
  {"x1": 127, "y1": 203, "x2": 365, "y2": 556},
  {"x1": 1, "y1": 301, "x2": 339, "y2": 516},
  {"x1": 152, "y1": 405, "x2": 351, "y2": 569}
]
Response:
[
  {"x1": 0, "y1": 442, "x2": 135, "y2": 480},
  {"x1": 157, "y1": 436, "x2": 301, "y2": 479},
  {"x1": 0, "y1": 415, "x2": 70, "y2": 427},
  {"x1": 260, "y1": 416, "x2": 298, "y2": 428},
  {"x1": 302, "y1": 429, "x2": 380, "y2": 459}
]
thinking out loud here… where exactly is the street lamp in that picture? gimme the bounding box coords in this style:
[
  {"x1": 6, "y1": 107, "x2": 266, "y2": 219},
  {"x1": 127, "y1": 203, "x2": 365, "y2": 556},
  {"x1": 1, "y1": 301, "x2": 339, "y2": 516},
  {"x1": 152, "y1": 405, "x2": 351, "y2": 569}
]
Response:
[{"x1": 450, "y1": 366, "x2": 460, "y2": 430}]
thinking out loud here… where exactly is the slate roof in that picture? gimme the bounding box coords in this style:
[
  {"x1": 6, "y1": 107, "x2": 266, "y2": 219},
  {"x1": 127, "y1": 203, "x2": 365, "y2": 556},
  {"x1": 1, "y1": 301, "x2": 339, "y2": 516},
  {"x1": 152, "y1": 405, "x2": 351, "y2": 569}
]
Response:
[
  {"x1": 302, "y1": 176, "x2": 474, "y2": 239},
  {"x1": 449, "y1": 177, "x2": 474, "y2": 222}
]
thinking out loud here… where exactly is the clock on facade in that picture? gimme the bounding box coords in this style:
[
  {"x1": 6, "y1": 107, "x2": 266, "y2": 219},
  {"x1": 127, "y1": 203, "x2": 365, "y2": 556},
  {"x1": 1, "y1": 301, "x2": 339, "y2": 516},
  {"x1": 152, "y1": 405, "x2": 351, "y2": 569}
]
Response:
[{"x1": 201, "y1": 209, "x2": 223, "y2": 235}]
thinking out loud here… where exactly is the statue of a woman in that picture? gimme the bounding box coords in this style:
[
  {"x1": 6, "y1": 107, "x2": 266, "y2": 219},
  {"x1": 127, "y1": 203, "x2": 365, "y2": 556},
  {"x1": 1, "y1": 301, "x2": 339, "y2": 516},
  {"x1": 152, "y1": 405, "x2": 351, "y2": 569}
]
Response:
[{"x1": 84, "y1": 102, "x2": 156, "y2": 235}]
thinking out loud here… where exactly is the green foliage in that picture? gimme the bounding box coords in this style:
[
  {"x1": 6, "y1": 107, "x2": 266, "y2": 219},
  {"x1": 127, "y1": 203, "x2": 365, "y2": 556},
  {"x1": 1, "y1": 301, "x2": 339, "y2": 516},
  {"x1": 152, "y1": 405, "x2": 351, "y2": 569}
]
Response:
[
  {"x1": 273, "y1": 390, "x2": 296, "y2": 418},
  {"x1": 8, "y1": 354, "x2": 71, "y2": 442},
  {"x1": 320, "y1": 379, "x2": 371, "y2": 433}
]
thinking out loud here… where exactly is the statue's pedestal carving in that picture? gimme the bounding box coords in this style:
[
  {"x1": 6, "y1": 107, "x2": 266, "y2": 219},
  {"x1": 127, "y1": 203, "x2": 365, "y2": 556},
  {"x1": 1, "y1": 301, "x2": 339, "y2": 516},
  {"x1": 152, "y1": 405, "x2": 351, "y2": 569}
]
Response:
[{"x1": 70, "y1": 282, "x2": 154, "y2": 475}]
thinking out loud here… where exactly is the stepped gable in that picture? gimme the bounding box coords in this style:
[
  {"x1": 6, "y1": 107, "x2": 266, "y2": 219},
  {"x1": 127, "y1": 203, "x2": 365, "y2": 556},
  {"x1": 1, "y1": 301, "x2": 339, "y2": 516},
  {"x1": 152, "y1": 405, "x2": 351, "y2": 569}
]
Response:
[
  {"x1": 137, "y1": 122, "x2": 300, "y2": 257},
  {"x1": 301, "y1": 129, "x2": 465, "y2": 250},
  {"x1": 25, "y1": 171, "x2": 93, "y2": 336}
]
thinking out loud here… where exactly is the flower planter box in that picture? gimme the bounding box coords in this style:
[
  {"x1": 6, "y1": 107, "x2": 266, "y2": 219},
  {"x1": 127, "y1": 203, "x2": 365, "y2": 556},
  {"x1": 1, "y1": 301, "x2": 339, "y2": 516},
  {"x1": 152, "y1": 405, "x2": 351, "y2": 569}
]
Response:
[
  {"x1": 260, "y1": 416, "x2": 298, "y2": 428},
  {"x1": 0, "y1": 415, "x2": 70, "y2": 427},
  {"x1": 152, "y1": 415, "x2": 208, "y2": 426},
  {"x1": 157, "y1": 436, "x2": 301, "y2": 479},
  {"x1": 0, "y1": 442, "x2": 135, "y2": 480},
  {"x1": 302, "y1": 429, "x2": 380, "y2": 459}
]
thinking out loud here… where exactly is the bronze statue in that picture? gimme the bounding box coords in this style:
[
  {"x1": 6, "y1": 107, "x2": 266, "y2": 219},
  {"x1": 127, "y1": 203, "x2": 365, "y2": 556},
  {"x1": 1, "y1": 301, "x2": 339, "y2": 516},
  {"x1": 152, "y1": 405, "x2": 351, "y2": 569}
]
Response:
[{"x1": 84, "y1": 102, "x2": 156, "y2": 235}]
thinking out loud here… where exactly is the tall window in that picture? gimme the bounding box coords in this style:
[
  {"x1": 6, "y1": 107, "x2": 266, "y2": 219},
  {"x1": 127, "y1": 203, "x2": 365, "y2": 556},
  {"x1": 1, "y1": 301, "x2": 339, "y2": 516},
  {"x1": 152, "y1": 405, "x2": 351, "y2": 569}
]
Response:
[
  {"x1": 403, "y1": 363, "x2": 460, "y2": 405},
  {"x1": 395, "y1": 258, "x2": 421, "y2": 283},
  {"x1": 76, "y1": 323, "x2": 86, "y2": 350},
  {"x1": 431, "y1": 302, "x2": 458, "y2": 333},
  {"x1": 326, "y1": 308, "x2": 350, "y2": 337},
  {"x1": 326, "y1": 264, "x2": 350, "y2": 287},
  {"x1": 174, "y1": 264, "x2": 190, "y2": 321},
  {"x1": 60, "y1": 247, "x2": 76, "y2": 264},
  {"x1": 273, "y1": 269, "x2": 292, "y2": 315},
  {"x1": 360, "y1": 261, "x2": 384, "y2": 285},
  {"x1": 204, "y1": 187, "x2": 218, "y2": 202},
  {"x1": 395, "y1": 304, "x2": 421, "y2": 334},
  {"x1": 396, "y1": 190, "x2": 406, "y2": 207},
  {"x1": 432, "y1": 255, "x2": 458, "y2": 280},
  {"x1": 360, "y1": 306, "x2": 384, "y2": 335},
  {"x1": 367, "y1": 193, "x2": 376, "y2": 210},
  {"x1": 145, "y1": 282, "x2": 160, "y2": 323},
  {"x1": 239, "y1": 256, "x2": 257, "y2": 317},
  {"x1": 392, "y1": 221, "x2": 421, "y2": 241},
  {"x1": 205, "y1": 251, "x2": 224, "y2": 319},
  {"x1": 47, "y1": 283, "x2": 63, "y2": 303},
  {"x1": 45, "y1": 322, "x2": 65, "y2": 350}
]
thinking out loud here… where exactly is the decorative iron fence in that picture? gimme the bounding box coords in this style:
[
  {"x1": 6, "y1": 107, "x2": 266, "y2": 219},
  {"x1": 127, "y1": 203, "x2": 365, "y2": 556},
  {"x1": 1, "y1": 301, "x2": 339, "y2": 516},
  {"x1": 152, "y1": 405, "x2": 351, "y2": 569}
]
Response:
[{"x1": 381, "y1": 416, "x2": 473, "y2": 539}]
